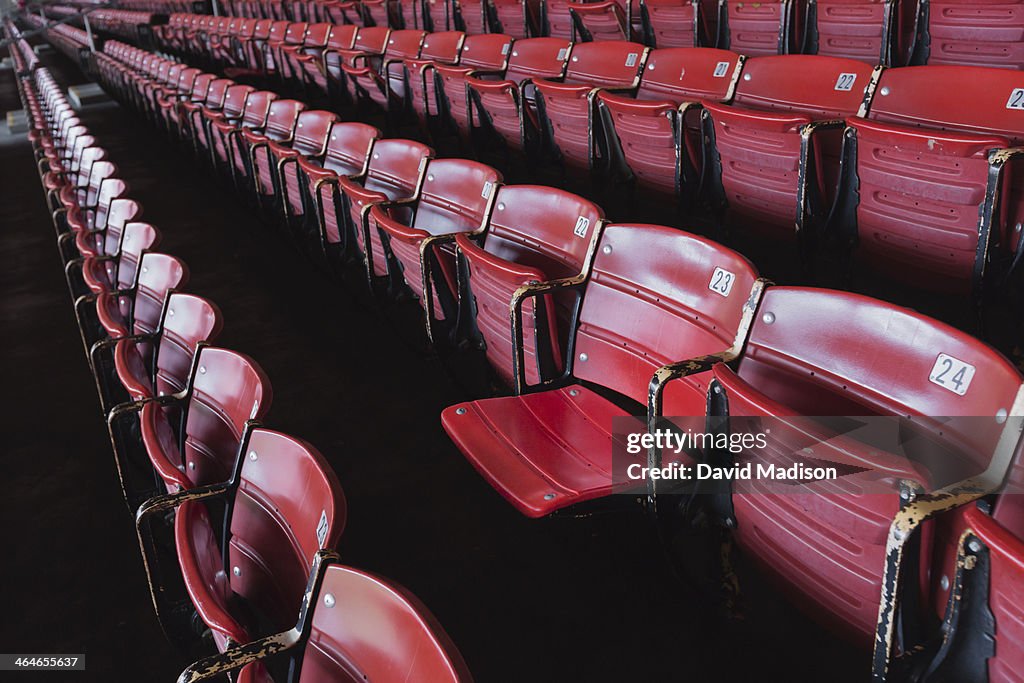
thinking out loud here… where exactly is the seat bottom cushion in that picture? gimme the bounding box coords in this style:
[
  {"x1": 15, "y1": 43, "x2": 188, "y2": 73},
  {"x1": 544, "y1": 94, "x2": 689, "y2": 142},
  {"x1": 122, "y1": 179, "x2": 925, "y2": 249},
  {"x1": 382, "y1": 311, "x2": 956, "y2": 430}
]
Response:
[{"x1": 442, "y1": 384, "x2": 633, "y2": 517}]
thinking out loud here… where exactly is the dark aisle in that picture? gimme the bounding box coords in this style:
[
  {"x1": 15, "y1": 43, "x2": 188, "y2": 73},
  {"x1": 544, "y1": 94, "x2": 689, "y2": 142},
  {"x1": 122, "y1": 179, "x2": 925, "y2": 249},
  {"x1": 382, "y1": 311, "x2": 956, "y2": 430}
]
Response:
[{"x1": 1, "y1": 50, "x2": 867, "y2": 682}]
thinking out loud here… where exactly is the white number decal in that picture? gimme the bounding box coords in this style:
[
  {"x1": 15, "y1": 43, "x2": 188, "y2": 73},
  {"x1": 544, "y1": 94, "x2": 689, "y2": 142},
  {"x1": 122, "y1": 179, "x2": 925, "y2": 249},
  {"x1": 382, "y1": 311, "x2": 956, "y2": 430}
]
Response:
[
  {"x1": 1006, "y1": 88, "x2": 1024, "y2": 110},
  {"x1": 481, "y1": 181, "x2": 493, "y2": 199},
  {"x1": 834, "y1": 73, "x2": 857, "y2": 91},
  {"x1": 929, "y1": 354, "x2": 976, "y2": 396},
  {"x1": 573, "y1": 216, "x2": 591, "y2": 238},
  {"x1": 625, "y1": 52, "x2": 639, "y2": 67},
  {"x1": 557, "y1": 48, "x2": 568, "y2": 61},
  {"x1": 713, "y1": 61, "x2": 730, "y2": 78},
  {"x1": 316, "y1": 510, "x2": 329, "y2": 546},
  {"x1": 708, "y1": 267, "x2": 735, "y2": 297},
  {"x1": 501, "y1": 42, "x2": 510, "y2": 55}
]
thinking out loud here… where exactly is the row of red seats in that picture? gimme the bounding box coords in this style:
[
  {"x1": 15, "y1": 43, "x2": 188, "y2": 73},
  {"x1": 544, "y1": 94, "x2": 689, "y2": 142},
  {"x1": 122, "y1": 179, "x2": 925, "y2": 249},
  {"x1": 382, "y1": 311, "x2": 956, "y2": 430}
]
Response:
[
  {"x1": 87, "y1": 33, "x2": 1024, "y2": 681},
  {"x1": 144, "y1": 16, "x2": 1024, "y2": 307},
  {"x1": 121, "y1": 0, "x2": 1024, "y2": 68},
  {"x1": 32, "y1": 17, "x2": 93, "y2": 62},
  {"x1": 112, "y1": 0, "x2": 204, "y2": 12},
  {"x1": 3, "y1": 18, "x2": 40, "y2": 74},
  {"x1": 89, "y1": 9, "x2": 165, "y2": 43},
  {"x1": 12, "y1": 53, "x2": 472, "y2": 683}
]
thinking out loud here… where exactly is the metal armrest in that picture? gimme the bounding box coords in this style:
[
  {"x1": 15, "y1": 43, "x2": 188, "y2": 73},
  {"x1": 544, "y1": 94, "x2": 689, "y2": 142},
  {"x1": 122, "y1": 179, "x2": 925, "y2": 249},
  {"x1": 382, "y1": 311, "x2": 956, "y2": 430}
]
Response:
[
  {"x1": 177, "y1": 628, "x2": 301, "y2": 683},
  {"x1": 644, "y1": 278, "x2": 768, "y2": 501},
  {"x1": 176, "y1": 549, "x2": 340, "y2": 683},
  {"x1": 135, "y1": 481, "x2": 231, "y2": 526},
  {"x1": 509, "y1": 275, "x2": 588, "y2": 395},
  {"x1": 107, "y1": 389, "x2": 185, "y2": 427},
  {"x1": 978, "y1": 147, "x2": 1024, "y2": 288},
  {"x1": 872, "y1": 385, "x2": 1024, "y2": 681}
]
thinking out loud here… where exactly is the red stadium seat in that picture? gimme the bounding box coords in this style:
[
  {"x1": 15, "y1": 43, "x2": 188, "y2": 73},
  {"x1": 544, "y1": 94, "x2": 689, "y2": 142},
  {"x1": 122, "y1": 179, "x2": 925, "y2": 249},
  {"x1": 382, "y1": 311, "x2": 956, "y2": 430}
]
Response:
[
  {"x1": 598, "y1": 47, "x2": 741, "y2": 199},
  {"x1": 455, "y1": 0, "x2": 490, "y2": 33},
  {"x1": 832, "y1": 65, "x2": 1024, "y2": 298},
  {"x1": 542, "y1": 0, "x2": 576, "y2": 38},
  {"x1": 444, "y1": 223, "x2": 761, "y2": 516},
  {"x1": 492, "y1": 0, "x2": 534, "y2": 37},
  {"x1": 370, "y1": 158, "x2": 503, "y2": 340},
  {"x1": 323, "y1": 26, "x2": 391, "y2": 105},
  {"x1": 136, "y1": 346, "x2": 272, "y2": 493},
  {"x1": 700, "y1": 287, "x2": 1022, "y2": 651},
  {"x1": 242, "y1": 99, "x2": 307, "y2": 205},
  {"x1": 718, "y1": 0, "x2": 804, "y2": 56},
  {"x1": 171, "y1": 428, "x2": 344, "y2": 661},
  {"x1": 702, "y1": 55, "x2": 874, "y2": 241},
  {"x1": 923, "y1": 503, "x2": 1024, "y2": 682},
  {"x1": 639, "y1": 0, "x2": 717, "y2": 48},
  {"x1": 70, "y1": 199, "x2": 148, "y2": 297},
  {"x1": 269, "y1": 109, "x2": 338, "y2": 222},
  {"x1": 454, "y1": 184, "x2": 603, "y2": 387},
  {"x1": 803, "y1": 0, "x2": 912, "y2": 65},
  {"x1": 176, "y1": 556, "x2": 470, "y2": 683},
  {"x1": 425, "y1": 0, "x2": 454, "y2": 29},
  {"x1": 916, "y1": 0, "x2": 1024, "y2": 69},
  {"x1": 296, "y1": 121, "x2": 381, "y2": 260},
  {"x1": 296, "y1": 24, "x2": 357, "y2": 96},
  {"x1": 570, "y1": 0, "x2": 639, "y2": 42},
  {"x1": 533, "y1": 40, "x2": 648, "y2": 172},
  {"x1": 280, "y1": 22, "x2": 332, "y2": 89},
  {"x1": 201, "y1": 83, "x2": 257, "y2": 176},
  {"x1": 92, "y1": 251, "x2": 188, "y2": 351},
  {"x1": 181, "y1": 77, "x2": 232, "y2": 159},
  {"x1": 466, "y1": 37, "x2": 571, "y2": 153},
  {"x1": 337, "y1": 138, "x2": 434, "y2": 282},
  {"x1": 208, "y1": 89, "x2": 277, "y2": 190},
  {"x1": 435, "y1": 34, "x2": 514, "y2": 141},
  {"x1": 113, "y1": 293, "x2": 223, "y2": 403},
  {"x1": 403, "y1": 30, "x2": 466, "y2": 128},
  {"x1": 340, "y1": 29, "x2": 425, "y2": 113}
]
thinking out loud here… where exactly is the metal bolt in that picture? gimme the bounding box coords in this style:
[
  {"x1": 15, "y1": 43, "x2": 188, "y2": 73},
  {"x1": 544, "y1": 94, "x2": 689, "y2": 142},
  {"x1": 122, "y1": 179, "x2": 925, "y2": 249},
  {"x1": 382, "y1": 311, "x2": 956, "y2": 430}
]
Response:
[
  {"x1": 579, "y1": 352, "x2": 588, "y2": 362},
  {"x1": 569, "y1": 389, "x2": 579, "y2": 397},
  {"x1": 142, "y1": 266, "x2": 149, "y2": 273},
  {"x1": 572, "y1": 56, "x2": 578, "y2": 62},
  {"x1": 880, "y1": 86, "x2": 890, "y2": 96},
  {"x1": 169, "y1": 309, "x2": 175, "y2": 316},
  {"x1": 512, "y1": 51, "x2": 518, "y2": 57},
  {"x1": 997, "y1": 408, "x2": 1008, "y2": 424},
  {"x1": 199, "y1": 366, "x2": 207, "y2": 374},
  {"x1": 373, "y1": 152, "x2": 379, "y2": 159},
  {"x1": 233, "y1": 566, "x2": 241, "y2": 576},
  {"x1": 456, "y1": 407, "x2": 467, "y2": 415},
  {"x1": 323, "y1": 593, "x2": 336, "y2": 607},
  {"x1": 968, "y1": 539, "x2": 982, "y2": 554},
  {"x1": 1016, "y1": 222, "x2": 1023, "y2": 233},
  {"x1": 497, "y1": 202, "x2": 505, "y2": 210},
  {"x1": 249, "y1": 450, "x2": 258, "y2": 461},
  {"x1": 648, "y1": 64, "x2": 654, "y2": 70},
  {"x1": 940, "y1": 575, "x2": 949, "y2": 591},
  {"x1": 743, "y1": 73, "x2": 751, "y2": 81},
  {"x1": 602, "y1": 245, "x2": 612, "y2": 254},
  {"x1": 188, "y1": 461, "x2": 195, "y2": 470},
  {"x1": 762, "y1": 312, "x2": 775, "y2": 324},
  {"x1": 427, "y1": 174, "x2": 434, "y2": 181},
  {"x1": 543, "y1": 493, "x2": 555, "y2": 500}
]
